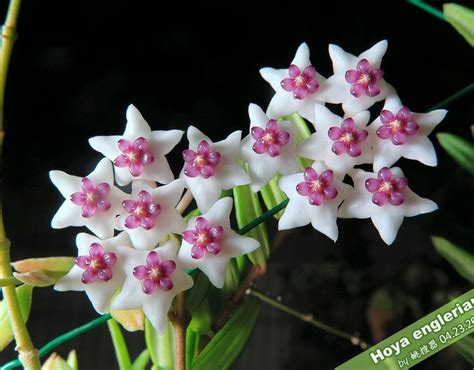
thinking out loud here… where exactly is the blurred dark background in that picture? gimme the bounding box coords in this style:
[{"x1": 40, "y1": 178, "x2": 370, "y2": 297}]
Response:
[{"x1": 1, "y1": 0, "x2": 473, "y2": 369}]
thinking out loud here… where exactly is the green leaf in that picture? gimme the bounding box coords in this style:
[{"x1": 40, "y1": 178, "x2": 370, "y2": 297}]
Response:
[
  {"x1": 185, "y1": 327, "x2": 199, "y2": 370},
  {"x1": 453, "y1": 334, "x2": 474, "y2": 364},
  {"x1": 443, "y1": 3, "x2": 474, "y2": 47},
  {"x1": 432, "y1": 236, "x2": 474, "y2": 283},
  {"x1": 260, "y1": 175, "x2": 287, "y2": 220},
  {"x1": 184, "y1": 208, "x2": 201, "y2": 222},
  {"x1": 131, "y1": 350, "x2": 150, "y2": 370},
  {"x1": 145, "y1": 319, "x2": 174, "y2": 369},
  {"x1": 192, "y1": 296, "x2": 261, "y2": 370},
  {"x1": 185, "y1": 271, "x2": 210, "y2": 312},
  {"x1": 107, "y1": 318, "x2": 132, "y2": 370},
  {"x1": 437, "y1": 133, "x2": 474, "y2": 174},
  {"x1": 223, "y1": 259, "x2": 240, "y2": 294},
  {"x1": 66, "y1": 350, "x2": 78, "y2": 370},
  {"x1": 0, "y1": 284, "x2": 34, "y2": 350},
  {"x1": 233, "y1": 184, "x2": 270, "y2": 268}
]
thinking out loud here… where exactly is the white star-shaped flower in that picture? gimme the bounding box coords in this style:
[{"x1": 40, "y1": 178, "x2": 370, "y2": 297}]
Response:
[
  {"x1": 367, "y1": 95, "x2": 447, "y2": 170},
  {"x1": 260, "y1": 42, "x2": 325, "y2": 123},
  {"x1": 299, "y1": 105, "x2": 372, "y2": 178},
  {"x1": 115, "y1": 179, "x2": 186, "y2": 250},
  {"x1": 89, "y1": 104, "x2": 183, "y2": 186},
  {"x1": 240, "y1": 104, "x2": 300, "y2": 192},
  {"x1": 50, "y1": 158, "x2": 127, "y2": 239},
  {"x1": 338, "y1": 167, "x2": 438, "y2": 245},
  {"x1": 278, "y1": 162, "x2": 352, "y2": 241},
  {"x1": 180, "y1": 126, "x2": 250, "y2": 212},
  {"x1": 318, "y1": 40, "x2": 394, "y2": 115},
  {"x1": 177, "y1": 197, "x2": 260, "y2": 288},
  {"x1": 111, "y1": 240, "x2": 193, "y2": 334},
  {"x1": 54, "y1": 232, "x2": 132, "y2": 314}
]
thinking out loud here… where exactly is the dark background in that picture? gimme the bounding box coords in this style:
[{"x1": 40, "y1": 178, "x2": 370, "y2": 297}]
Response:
[{"x1": 1, "y1": 0, "x2": 473, "y2": 369}]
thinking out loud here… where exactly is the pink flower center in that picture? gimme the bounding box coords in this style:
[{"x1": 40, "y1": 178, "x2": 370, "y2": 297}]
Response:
[
  {"x1": 70, "y1": 178, "x2": 111, "y2": 218},
  {"x1": 114, "y1": 137, "x2": 155, "y2": 177},
  {"x1": 296, "y1": 167, "x2": 338, "y2": 206},
  {"x1": 182, "y1": 216, "x2": 224, "y2": 259},
  {"x1": 281, "y1": 64, "x2": 319, "y2": 100},
  {"x1": 328, "y1": 118, "x2": 368, "y2": 157},
  {"x1": 122, "y1": 190, "x2": 161, "y2": 230},
  {"x1": 365, "y1": 167, "x2": 408, "y2": 206},
  {"x1": 75, "y1": 243, "x2": 117, "y2": 284},
  {"x1": 183, "y1": 140, "x2": 221, "y2": 179},
  {"x1": 377, "y1": 107, "x2": 419, "y2": 145},
  {"x1": 345, "y1": 59, "x2": 384, "y2": 98},
  {"x1": 251, "y1": 119, "x2": 290, "y2": 157},
  {"x1": 133, "y1": 251, "x2": 176, "y2": 294}
]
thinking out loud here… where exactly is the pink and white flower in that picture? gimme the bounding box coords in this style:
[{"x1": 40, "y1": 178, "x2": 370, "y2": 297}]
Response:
[
  {"x1": 111, "y1": 240, "x2": 193, "y2": 334},
  {"x1": 318, "y1": 40, "x2": 394, "y2": 115},
  {"x1": 299, "y1": 105, "x2": 372, "y2": 177},
  {"x1": 89, "y1": 104, "x2": 183, "y2": 186},
  {"x1": 50, "y1": 158, "x2": 127, "y2": 239},
  {"x1": 180, "y1": 127, "x2": 250, "y2": 212},
  {"x1": 54, "y1": 232, "x2": 132, "y2": 313},
  {"x1": 278, "y1": 162, "x2": 352, "y2": 241},
  {"x1": 178, "y1": 197, "x2": 260, "y2": 288},
  {"x1": 338, "y1": 167, "x2": 438, "y2": 245},
  {"x1": 260, "y1": 42, "x2": 325, "y2": 123},
  {"x1": 368, "y1": 95, "x2": 447, "y2": 170},
  {"x1": 240, "y1": 104, "x2": 300, "y2": 192},
  {"x1": 115, "y1": 180, "x2": 186, "y2": 250}
]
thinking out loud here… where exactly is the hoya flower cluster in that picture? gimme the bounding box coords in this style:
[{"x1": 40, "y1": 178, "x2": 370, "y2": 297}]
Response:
[{"x1": 51, "y1": 40, "x2": 444, "y2": 332}]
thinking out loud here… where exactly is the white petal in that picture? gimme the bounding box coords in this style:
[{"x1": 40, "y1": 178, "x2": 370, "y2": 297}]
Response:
[
  {"x1": 203, "y1": 197, "x2": 233, "y2": 228},
  {"x1": 403, "y1": 188, "x2": 438, "y2": 217},
  {"x1": 143, "y1": 295, "x2": 174, "y2": 334},
  {"x1": 88, "y1": 135, "x2": 122, "y2": 160},
  {"x1": 126, "y1": 226, "x2": 161, "y2": 250},
  {"x1": 51, "y1": 201, "x2": 82, "y2": 229},
  {"x1": 413, "y1": 109, "x2": 447, "y2": 136},
  {"x1": 182, "y1": 175, "x2": 222, "y2": 213},
  {"x1": 213, "y1": 130, "x2": 242, "y2": 163},
  {"x1": 198, "y1": 256, "x2": 228, "y2": 288},
  {"x1": 49, "y1": 171, "x2": 82, "y2": 199},
  {"x1": 124, "y1": 104, "x2": 152, "y2": 136},
  {"x1": 88, "y1": 158, "x2": 114, "y2": 184},
  {"x1": 85, "y1": 279, "x2": 120, "y2": 314},
  {"x1": 371, "y1": 208, "x2": 405, "y2": 245},
  {"x1": 187, "y1": 126, "x2": 212, "y2": 148},
  {"x1": 312, "y1": 101, "x2": 342, "y2": 130},
  {"x1": 248, "y1": 156, "x2": 280, "y2": 192},
  {"x1": 222, "y1": 232, "x2": 260, "y2": 258},
  {"x1": 278, "y1": 196, "x2": 311, "y2": 230},
  {"x1": 266, "y1": 91, "x2": 319, "y2": 122},
  {"x1": 217, "y1": 164, "x2": 251, "y2": 190},
  {"x1": 342, "y1": 80, "x2": 392, "y2": 115},
  {"x1": 259, "y1": 67, "x2": 287, "y2": 92},
  {"x1": 150, "y1": 129, "x2": 184, "y2": 155},
  {"x1": 358, "y1": 40, "x2": 388, "y2": 68},
  {"x1": 154, "y1": 179, "x2": 185, "y2": 210},
  {"x1": 403, "y1": 136, "x2": 438, "y2": 167},
  {"x1": 328, "y1": 44, "x2": 357, "y2": 74},
  {"x1": 54, "y1": 266, "x2": 85, "y2": 292},
  {"x1": 291, "y1": 42, "x2": 311, "y2": 67},
  {"x1": 248, "y1": 103, "x2": 269, "y2": 127}
]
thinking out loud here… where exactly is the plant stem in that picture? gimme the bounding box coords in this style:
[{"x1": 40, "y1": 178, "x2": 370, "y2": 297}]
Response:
[
  {"x1": 0, "y1": 2, "x2": 40, "y2": 369},
  {"x1": 176, "y1": 190, "x2": 193, "y2": 214},
  {"x1": 429, "y1": 82, "x2": 474, "y2": 111},
  {"x1": 1, "y1": 314, "x2": 112, "y2": 370},
  {"x1": 171, "y1": 292, "x2": 187, "y2": 370},
  {"x1": 107, "y1": 319, "x2": 132, "y2": 370},
  {"x1": 248, "y1": 288, "x2": 370, "y2": 350},
  {"x1": 406, "y1": 0, "x2": 446, "y2": 21},
  {"x1": 237, "y1": 199, "x2": 289, "y2": 236}
]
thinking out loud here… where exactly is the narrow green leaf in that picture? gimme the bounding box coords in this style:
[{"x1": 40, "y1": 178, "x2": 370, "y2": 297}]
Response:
[
  {"x1": 66, "y1": 350, "x2": 78, "y2": 370},
  {"x1": 184, "y1": 208, "x2": 201, "y2": 222},
  {"x1": 131, "y1": 350, "x2": 150, "y2": 370},
  {"x1": 432, "y1": 236, "x2": 474, "y2": 283},
  {"x1": 437, "y1": 133, "x2": 474, "y2": 174},
  {"x1": 0, "y1": 284, "x2": 34, "y2": 350},
  {"x1": 145, "y1": 319, "x2": 174, "y2": 369},
  {"x1": 453, "y1": 334, "x2": 474, "y2": 364},
  {"x1": 107, "y1": 318, "x2": 132, "y2": 370},
  {"x1": 260, "y1": 175, "x2": 287, "y2": 219},
  {"x1": 223, "y1": 259, "x2": 240, "y2": 294},
  {"x1": 192, "y1": 296, "x2": 261, "y2": 370},
  {"x1": 443, "y1": 3, "x2": 474, "y2": 46},
  {"x1": 185, "y1": 327, "x2": 199, "y2": 370},
  {"x1": 145, "y1": 319, "x2": 159, "y2": 367},
  {"x1": 185, "y1": 271, "x2": 210, "y2": 312},
  {"x1": 233, "y1": 184, "x2": 270, "y2": 268}
]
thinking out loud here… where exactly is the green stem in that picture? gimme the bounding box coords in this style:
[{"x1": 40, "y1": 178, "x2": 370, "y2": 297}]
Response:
[
  {"x1": 429, "y1": 82, "x2": 474, "y2": 111},
  {"x1": 0, "y1": 276, "x2": 20, "y2": 286},
  {"x1": 237, "y1": 198, "x2": 289, "y2": 235},
  {"x1": 107, "y1": 319, "x2": 132, "y2": 370},
  {"x1": 1, "y1": 314, "x2": 112, "y2": 370},
  {"x1": 407, "y1": 0, "x2": 446, "y2": 21},
  {"x1": 248, "y1": 288, "x2": 369, "y2": 349}
]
